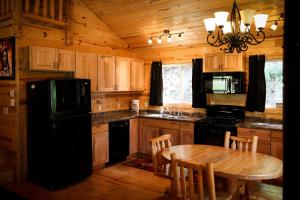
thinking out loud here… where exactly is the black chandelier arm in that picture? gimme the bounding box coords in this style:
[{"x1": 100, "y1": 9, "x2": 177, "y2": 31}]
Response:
[
  {"x1": 207, "y1": 30, "x2": 228, "y2": 47},
  {"x1": 246, "y1": 31, "x2": 265, "y2": 45}
]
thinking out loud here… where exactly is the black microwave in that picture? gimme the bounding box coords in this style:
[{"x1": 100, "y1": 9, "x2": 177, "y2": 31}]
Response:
[{"x1": 201, "y1": 72, "x2": 245, "y2": 94}]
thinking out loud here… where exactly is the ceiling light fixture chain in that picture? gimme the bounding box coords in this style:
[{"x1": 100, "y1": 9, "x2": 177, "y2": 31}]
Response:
[
  {"x1": 204, "y1": 0, "x2": 269, "y2": 53},
  {"x1": 147, "y1": 29, "x2": 184, "y2": 44}
]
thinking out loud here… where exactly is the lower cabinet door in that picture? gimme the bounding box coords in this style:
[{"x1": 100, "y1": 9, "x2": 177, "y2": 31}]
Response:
[
  {"x1": 145, "y1": 127, "x2": 159, "y2": 154},
  {"x1": 92, "y1": 131, "x2": 109, "y2": 169},
  {"x1": 180, "y1": 130, "x2": 194, "y2": 144},
  {"x1": 271, "y1": 141, "x2": 283, "y2": 160}
]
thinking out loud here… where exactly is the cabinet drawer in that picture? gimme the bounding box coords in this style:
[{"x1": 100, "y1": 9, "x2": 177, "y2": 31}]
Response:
[
  {"x1": 180, "y1": 122, "x2": 194, "y2": 131},
  {"x1": 238, "y1": 127, "x2": 270, "y2": 140},
  {"x1": 146, "y1": 119, "x2": 179, "y2": 129},
  {"x1": 271, "y1": 130, "x2": 283, "y2": 141},
  {"x1": 92, "y1": 123, "x2": 108, "y2": 133}
]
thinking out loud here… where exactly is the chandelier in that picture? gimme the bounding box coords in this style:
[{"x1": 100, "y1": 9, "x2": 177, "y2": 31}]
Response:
[
  {"x1": 203, "y1": 0, "x2": 269, "y2": 53},
  {"x1": 147, "y1": 30, "x2": 184, "y2": 44}
]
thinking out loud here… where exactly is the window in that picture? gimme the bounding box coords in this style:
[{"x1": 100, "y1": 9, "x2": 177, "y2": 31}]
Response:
[
  {"x1": 265, "y1": 59, "x2": 283, "y2": 108},
  {"x1": 162, "y1": 64, "x2": 192, "y2": 103}
]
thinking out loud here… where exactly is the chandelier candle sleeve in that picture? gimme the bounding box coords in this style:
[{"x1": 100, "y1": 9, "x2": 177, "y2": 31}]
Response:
[{"x1": 203, "y1": 0, "x2": 268, "y2": 53}]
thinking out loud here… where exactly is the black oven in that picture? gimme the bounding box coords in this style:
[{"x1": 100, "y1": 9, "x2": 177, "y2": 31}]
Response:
[
  {"x1": 194, "y1": 105, "x2": 245, "y2": 146},
  {"x1": 201, "y1": 72, "x2": 245, "y2": 94},
  {"x1": 194, "y1": 119, "x2": 237, "y2": 146}
]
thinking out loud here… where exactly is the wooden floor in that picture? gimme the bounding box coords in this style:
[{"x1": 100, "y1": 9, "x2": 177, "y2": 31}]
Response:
[{"x1": 4, "y1": 164, "x2": 282, "y2": 200}]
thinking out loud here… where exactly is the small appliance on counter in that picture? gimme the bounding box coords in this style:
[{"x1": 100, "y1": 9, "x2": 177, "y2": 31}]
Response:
[{"x1": 131, "y1": 99, "x2": 140, "y2": 113}]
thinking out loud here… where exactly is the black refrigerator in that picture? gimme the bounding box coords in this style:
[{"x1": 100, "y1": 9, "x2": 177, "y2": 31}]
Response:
[{"x1": 27, "y1": 78, "x2": 92, "y2": 190}]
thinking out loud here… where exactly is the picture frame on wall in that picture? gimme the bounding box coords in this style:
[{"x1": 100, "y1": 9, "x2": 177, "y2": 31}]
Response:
[{"x1": 0, "y1": 37, "x2": 15, "y2": 80}]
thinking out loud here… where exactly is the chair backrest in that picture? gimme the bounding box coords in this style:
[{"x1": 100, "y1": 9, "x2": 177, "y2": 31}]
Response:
[
  {"x1": 170, "y1": 153, "x2": 217, "y2": 200},
  {"x1": 224, "y1": 131, "x2": 258, "y2": 153},
  {"x1": 150, "y1": 134, "x2": 172, "y2": 175}
]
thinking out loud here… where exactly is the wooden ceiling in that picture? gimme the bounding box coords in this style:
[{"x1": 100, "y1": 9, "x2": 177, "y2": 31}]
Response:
[{"x1": 81, "y1": 0, "x2": 284, "y2": 50}]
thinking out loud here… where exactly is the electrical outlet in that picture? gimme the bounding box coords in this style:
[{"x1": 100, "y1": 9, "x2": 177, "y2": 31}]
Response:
[
  {"x1": 117, "y1": 102, "x2": 120, "y2": 109},
  {"x1": 144, "y1": 101, "x2": 149, "y2": 108},
  {"x1": 9, "y1": 89, "x2": 15, "y2": 97},
  {"x1": 10, "y1": 99, "x2": 15, "y2": 106},
  {"x1": 98, "y1": 104, "x2": 102, "y2": 111},
  {"x1": 3, "y1": 107, "x2": 8, "y2": 115}
]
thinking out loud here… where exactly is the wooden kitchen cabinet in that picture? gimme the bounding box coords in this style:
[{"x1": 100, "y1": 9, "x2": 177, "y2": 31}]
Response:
[
  {"x1": 92, "y1": 123, "x2": 109, "y2": 169},
  {"x1": 20, "y1": 46, "x2": 75, "y2": 72},
  {"x1": 204, "y1": 52, "x2": 244, "y2": 72},
  {"x1": 98, "y1": 55, "x2": 116, "y2": 92},
  {"x1": 115, "y1": 56, "x2": 131, "y2": 91},
  {"x1": 130, "y1": 58, "x2": 145, "y2": 91},
  {"x1": 141, "y1": 119, "x2": 183, "y2": 154},
  {"x1": 144, "y1": 126, "x2": 159, "y2": 154},
  {"x1": 75, "y1": 51, "x2": 98, "y2": 92},
  {"x1": 180, "y1": 122, "x2": 194, "y2": 144},
  {"x1": 237, "y1": 127, "x2": 271, "y2": 154},
  {"x1": 97, "y1": 56, "x2": 131, "y2": 92},
  {"x1": 271, "y1": 130, "x2": 283, "y2": 160},
  {"x1": 130, "y1": 118, "x2": 139, "y2": 154},
  {"x1": 57, "y1": 49, "x2": 76, "y2": 72}
]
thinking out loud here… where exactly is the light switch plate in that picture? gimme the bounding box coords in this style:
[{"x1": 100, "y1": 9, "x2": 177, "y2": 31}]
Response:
[{"x1": 117, "y1": 102, "x2": 120, "y2": 109}]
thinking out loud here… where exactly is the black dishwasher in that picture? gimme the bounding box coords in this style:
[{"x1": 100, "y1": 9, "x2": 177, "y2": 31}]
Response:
[{"x1": 108, "y1": 120, "x2": 129, "y2": 166}]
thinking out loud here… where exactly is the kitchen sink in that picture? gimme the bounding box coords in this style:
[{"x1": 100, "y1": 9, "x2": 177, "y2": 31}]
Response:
[{"x1": 145, "y1": 113, "x2": 190, "y2": 120}]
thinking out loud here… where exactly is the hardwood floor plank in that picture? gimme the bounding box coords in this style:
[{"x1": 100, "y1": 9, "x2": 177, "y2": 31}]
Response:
[{"x1": 3, "y1": 164, "x2": 282, "y2": 200}]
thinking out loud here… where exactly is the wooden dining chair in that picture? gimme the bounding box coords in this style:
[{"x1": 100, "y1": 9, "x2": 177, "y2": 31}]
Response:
[
  {"x1": 150, "y1": 134, "x2": 172, "y2": 177},
  {"x1": 224, "y1": 131, "x2": 258, "y2": 153},
  {"x1": 170, "y1": 153, "x2": 231, "y2": 200},
  {"x1": 224, "y1": 131, "x2": 259, "y2": 199}
]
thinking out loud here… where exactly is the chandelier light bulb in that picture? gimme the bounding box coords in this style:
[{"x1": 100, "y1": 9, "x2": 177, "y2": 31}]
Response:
[
  {"x1": 204, "y1": 18, "x2": 216, "y2": 33},
  {"x1": 240, "y1": 10, "x2": 256, "y2": 26},
  {"x1": 167, "y1": 35, "x2": 173, "y2": 42},
  {"x1": 157, "y1": 37, "x2": 162, "y2": 44},
  {"x1": 214, "y1": 11, "x2": 229, "y2": 27},
  {"x1": 147, "y1": 38, "x2": 153, "y2": 44},
  {"x1": 254, "y1": 14, "x2": 269, "y2": 30}
]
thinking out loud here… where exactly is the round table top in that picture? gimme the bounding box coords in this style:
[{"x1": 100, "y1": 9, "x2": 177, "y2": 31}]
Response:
[{"x1": 162, "y1": 144, "x2": 283, "y2": 181}]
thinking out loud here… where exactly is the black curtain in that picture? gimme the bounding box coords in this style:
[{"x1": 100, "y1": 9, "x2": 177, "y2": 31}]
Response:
[
  {"x1": 192, "y1": 58, "x2": 206, "y2": 108},
  {"x1": 246, "y1": 55, "x2": 266, "y2": 112},
  {"x1": 149, "y1": 61, "x2": 163, "y2": 106}
]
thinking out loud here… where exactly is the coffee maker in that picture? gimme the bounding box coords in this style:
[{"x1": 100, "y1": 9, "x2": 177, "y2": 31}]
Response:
[{"x1": 131, "y1": 99, "x2": 140, "y2": 113}]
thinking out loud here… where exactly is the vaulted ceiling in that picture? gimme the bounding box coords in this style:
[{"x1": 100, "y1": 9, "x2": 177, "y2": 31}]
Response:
[{"x1": 81, "y1": 0, "x2": 284, "y2": 50}]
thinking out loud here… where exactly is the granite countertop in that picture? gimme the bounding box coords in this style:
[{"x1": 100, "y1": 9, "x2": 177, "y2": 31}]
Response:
[
  {"x1": 92, "y1": 110, "x2": 205, "y2": 124},
  {"x1": 236, "y1": 117, "x2": 283, "y2": 130},
  {"x1": 92, "y1": 110, "x2": 282, "y2": 131}
]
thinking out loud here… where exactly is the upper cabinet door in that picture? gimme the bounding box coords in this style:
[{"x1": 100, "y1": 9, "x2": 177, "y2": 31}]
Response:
[
  {"x1": 57, "y1": 49, "x2": 75, "y2": 72},
  {"x1": 130, "y1": 59, "x2": 145, "y2": 91},
  {"x1": 115, "y1": 57, "x2": 131, "y2": 91},
  {"x1": 204, "y1": 52, "x2": 244, "y2": 72},
  {"x1": 203, "y1": 53, "x2": 223, "y2": 72},
  {"x1": 31, "y1": 46, "x2": 57, "y2": 71},
  {"x1": 75, "y1": 52, "x2": 98, "y2": 92},
  {"x1": 223, "y1": 53, "x2": 244, "y2": 72},
  {"x1": 98, "y1": 55, "x2": 116, "y2": 92}
]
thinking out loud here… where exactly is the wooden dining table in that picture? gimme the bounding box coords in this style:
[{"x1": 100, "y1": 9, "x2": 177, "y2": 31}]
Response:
[{"x1": 162, "y1": 144, "x2": 283, "y2": 200}]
